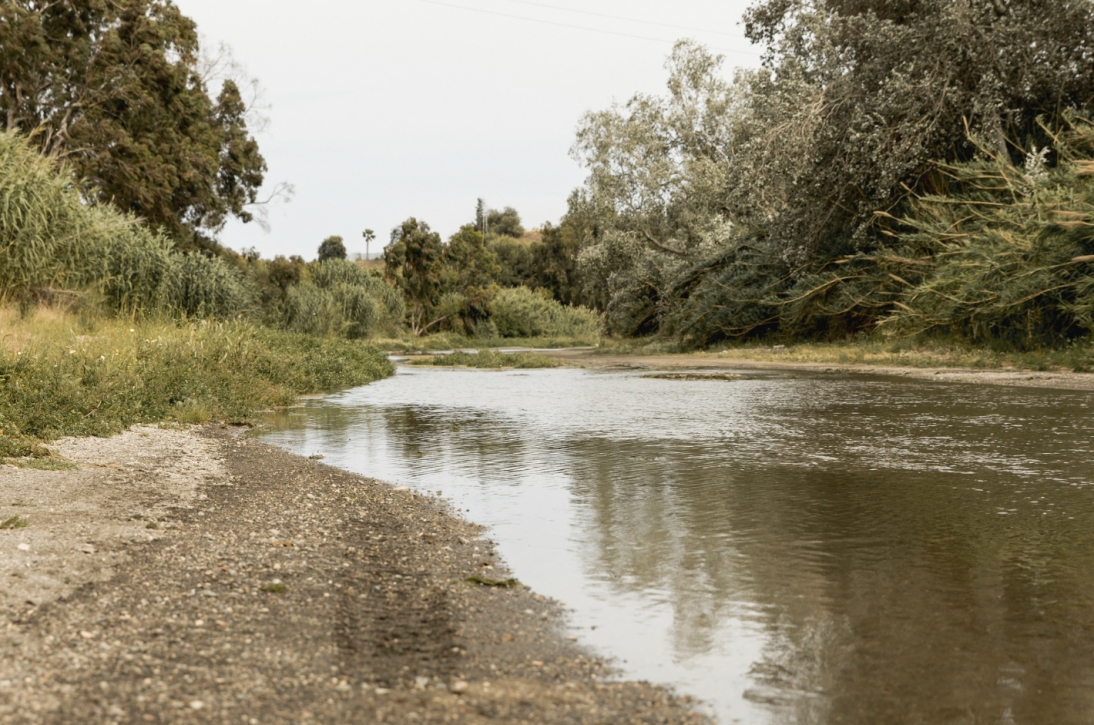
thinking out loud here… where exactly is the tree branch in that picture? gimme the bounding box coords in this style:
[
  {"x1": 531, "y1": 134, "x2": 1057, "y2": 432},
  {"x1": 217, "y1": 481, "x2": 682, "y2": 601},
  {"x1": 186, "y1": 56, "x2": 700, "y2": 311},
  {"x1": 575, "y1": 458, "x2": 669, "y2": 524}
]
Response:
[{"x1": 641, "y1": 228, "x2": 688, "y2": 256}]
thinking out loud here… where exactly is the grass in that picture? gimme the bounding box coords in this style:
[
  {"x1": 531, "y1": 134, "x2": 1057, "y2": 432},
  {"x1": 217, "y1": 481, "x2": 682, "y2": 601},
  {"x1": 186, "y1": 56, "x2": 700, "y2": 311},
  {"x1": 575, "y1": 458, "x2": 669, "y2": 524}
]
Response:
[
  {"x1": 0, "y1": 305, "x2": 394, "y2": 457},
  {"x1": 3, "y1": 457, "x2": 78, "y2": 470},
  {"x1": 595, "y1": 335, "x2": 1094, "y2": 373},
  {"x1": 408, "y1": 349, "x2": 561, "y2": 369},
  {"x1": 260, "y1": 582, "x2": 286, "y2": 594},
  {"x1": 377, "y1": 332, "x2": 599, "y2": 352},
  {"x1": 0, "y1": 515, "x2": 28, "y2": 530}
]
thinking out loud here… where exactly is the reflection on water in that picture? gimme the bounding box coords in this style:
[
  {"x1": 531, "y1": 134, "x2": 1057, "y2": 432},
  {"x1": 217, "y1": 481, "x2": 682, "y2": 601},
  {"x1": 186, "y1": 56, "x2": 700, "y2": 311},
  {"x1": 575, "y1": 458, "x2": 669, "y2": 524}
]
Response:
[{"x1": 255, "y1": 366, "x2": 1094, "y2": 724}]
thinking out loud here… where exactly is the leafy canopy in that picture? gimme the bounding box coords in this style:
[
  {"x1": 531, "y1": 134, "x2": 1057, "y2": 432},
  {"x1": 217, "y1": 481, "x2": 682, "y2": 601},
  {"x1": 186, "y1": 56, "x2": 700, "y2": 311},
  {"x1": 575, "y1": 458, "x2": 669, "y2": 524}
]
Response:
[{"x1": 0, "y1": 0, "x2": 267, "y2": 249}]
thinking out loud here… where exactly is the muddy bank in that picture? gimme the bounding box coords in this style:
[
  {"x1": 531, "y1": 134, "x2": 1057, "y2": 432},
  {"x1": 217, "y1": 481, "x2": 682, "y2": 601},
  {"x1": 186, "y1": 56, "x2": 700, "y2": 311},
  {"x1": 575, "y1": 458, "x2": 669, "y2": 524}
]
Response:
[
  {"x1": 543, "y1": 349, "x2": 1094, "y2": 392},
  {"x1": 0, "y1": 426, "x2": 706, "y2": 724}
]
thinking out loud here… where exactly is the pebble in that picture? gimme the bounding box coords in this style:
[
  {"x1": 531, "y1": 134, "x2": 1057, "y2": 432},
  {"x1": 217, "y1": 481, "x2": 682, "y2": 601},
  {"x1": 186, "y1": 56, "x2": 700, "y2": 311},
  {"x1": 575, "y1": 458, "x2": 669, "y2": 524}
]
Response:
[
  {"x1": 17, "y1": 543, "x2": 29, "y2": 552},
  {"x1": 450, "y1": 680, "x2": 469, "y2": 694}
]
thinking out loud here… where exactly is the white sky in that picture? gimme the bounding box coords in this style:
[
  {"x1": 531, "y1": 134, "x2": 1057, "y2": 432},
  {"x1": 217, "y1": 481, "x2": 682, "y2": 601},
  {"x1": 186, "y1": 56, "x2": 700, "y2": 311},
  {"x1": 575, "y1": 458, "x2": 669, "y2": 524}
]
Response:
[{"x1": 175, "y1": 0, "x2": 761, "y2": 259}]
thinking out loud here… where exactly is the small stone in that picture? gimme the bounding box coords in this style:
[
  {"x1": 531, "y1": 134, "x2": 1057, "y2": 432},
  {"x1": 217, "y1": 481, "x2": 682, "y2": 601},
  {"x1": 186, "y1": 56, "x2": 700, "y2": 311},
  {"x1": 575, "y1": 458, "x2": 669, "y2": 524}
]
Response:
[
  {"x1": 16, "y1": 544, "x2": 29, "y2": 552},
  {"x1": 80, "y1": 631, "x2": 95, "y2": 639},
  {"x1": 194, "y1": 620, "x2": 204, "y2": 627},
  {"x1": 414, "y1": 676, "x2": 429, "y2": 689},
  {"x1": 450, "y1": 680, "x2": 469, "y2": 694},
  {"x1": 189, "y1": 700, "x2": 204, "y2": 710}
]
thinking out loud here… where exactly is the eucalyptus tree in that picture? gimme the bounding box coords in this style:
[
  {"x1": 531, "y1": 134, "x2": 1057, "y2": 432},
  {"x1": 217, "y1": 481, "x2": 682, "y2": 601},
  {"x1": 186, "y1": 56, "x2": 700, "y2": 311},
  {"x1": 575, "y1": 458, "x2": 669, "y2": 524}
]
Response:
[
  {"x1": 0, "y1": 0, "x2": 267, "y2": 249},
  {"x1": 571, "y1": 40, "x2": 741, "y2": 334}
]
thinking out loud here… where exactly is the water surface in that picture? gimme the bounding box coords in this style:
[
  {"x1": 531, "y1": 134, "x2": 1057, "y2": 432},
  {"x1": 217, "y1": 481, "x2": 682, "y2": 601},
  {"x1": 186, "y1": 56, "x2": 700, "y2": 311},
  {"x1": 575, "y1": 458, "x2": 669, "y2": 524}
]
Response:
[{"x1": 255, "y1": 366, "x2": 1094, "y2": 724}]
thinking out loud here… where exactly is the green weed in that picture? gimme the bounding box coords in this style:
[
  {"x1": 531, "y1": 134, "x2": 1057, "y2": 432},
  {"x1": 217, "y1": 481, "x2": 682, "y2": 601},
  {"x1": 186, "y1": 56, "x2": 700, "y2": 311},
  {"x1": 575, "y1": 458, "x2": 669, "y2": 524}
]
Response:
[
  {"x1": 0, "y1": 516, "x2": 28, "y2": 530},
  {"x1": 464, "y1": 575, "x2": 521, "y2": 588},
  {"x1": 409, "y1": 350, "x2": 560, "y2": 369},
  {"x1": 3, "y1": 458, "x2": 77, "y2": 470}
]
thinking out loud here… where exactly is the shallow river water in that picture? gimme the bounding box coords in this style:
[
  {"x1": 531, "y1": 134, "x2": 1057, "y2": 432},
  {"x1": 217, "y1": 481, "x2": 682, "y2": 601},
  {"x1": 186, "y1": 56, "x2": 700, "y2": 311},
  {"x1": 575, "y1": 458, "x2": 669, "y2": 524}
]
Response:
[{"x1": 256, "y1": 365, "x2": 1094, "y2": 724}]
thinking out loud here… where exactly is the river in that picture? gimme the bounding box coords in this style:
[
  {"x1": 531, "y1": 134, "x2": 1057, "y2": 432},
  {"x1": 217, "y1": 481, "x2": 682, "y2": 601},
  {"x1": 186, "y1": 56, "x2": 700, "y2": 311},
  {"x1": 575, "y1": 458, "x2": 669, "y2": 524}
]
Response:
[{"x1": 255, "y1": 364, "x2": 1094, "y2": 724}]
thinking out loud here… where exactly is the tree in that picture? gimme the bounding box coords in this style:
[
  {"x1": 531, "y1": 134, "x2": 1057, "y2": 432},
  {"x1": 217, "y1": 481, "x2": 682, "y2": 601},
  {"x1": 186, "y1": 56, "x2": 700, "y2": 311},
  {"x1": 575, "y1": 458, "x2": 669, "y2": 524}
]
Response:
[
  {"x1": 384, "y1": 218, "x2": 451, "y2": 336},
  {"x1": 318, "y1": 236, "x2": 347, "y2": 262},
  {"x1": 475, "y1": 198, "x2": 487, "y2": 233},
  {"x1": 569, "y1": 0, "x2": 1094, "y2": 342},
  {"x1": 446, "y1": 225, "x2": 500, "y2": 329},
  {"x1": 486, "y1": 206, "x2": 524, "y2": 238},
  {"x1": 362, "y1": 228, "x2": 375, "y2": 259},
  {"x1": 736, "y1": 0, "x2": 1094, "y2": 261},
  {"x1": 571, "y1": 41, "x2": 739, "y2": 334},
  {"x1": 534, "y1": 218, "x2": 586, "y2": 307},
  {"x1": 0, "y1": 0, "x2": 268, "y2": 249}
]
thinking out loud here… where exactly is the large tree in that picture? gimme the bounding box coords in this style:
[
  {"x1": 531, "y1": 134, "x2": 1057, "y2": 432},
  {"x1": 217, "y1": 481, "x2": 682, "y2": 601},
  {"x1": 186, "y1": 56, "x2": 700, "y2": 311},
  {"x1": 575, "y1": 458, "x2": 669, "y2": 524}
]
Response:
[
  {"x1": 570, "y1": 0, "x2": 1094, "y2": 341},
  {"x1": 0, "y1": 0, "x2": 267, "y2": 249}
]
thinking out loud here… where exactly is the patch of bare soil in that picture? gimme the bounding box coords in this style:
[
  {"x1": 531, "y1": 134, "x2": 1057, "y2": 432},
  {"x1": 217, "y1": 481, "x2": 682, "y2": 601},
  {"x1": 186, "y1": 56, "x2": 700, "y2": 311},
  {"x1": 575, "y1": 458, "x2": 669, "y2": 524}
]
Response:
[{"x1": 0, "y1": 426, "x2": 708, "y2": 724}]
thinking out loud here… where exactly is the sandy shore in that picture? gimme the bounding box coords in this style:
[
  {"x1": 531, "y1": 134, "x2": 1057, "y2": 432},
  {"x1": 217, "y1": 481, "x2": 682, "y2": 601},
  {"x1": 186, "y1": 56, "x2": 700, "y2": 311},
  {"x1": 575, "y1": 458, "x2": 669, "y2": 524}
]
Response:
[
  {"x1": 0, "y1": 426, "x2": 706, "y2": 724},
  {"x1": 542, "y1": 349, "x2": 1094, "y2": 392}
]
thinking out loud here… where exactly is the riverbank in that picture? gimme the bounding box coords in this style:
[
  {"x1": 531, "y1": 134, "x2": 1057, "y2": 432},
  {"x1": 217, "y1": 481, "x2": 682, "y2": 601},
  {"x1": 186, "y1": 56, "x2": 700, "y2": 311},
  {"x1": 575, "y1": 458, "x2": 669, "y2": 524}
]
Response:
[
  {"x1": 532, "y1": 347, "x2": 1094, "y2": 392},
  {"x1": 0, "y1": 307, "x2": 393, "y2": 458},
  {"x1": 0, "y1": 424, "x2": 707, "y2": 724}
]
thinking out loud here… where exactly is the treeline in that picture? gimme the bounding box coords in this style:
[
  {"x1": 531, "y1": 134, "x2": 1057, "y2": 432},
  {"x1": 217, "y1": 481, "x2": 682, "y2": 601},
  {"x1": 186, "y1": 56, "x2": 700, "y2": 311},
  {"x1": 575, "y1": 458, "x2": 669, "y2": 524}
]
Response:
[
  {"x1": 0, "y1": 129, "x2": 600, "y2": 342},
  {"x1": 550, "y1": 0, "x2": 1094, "y2": 351}
]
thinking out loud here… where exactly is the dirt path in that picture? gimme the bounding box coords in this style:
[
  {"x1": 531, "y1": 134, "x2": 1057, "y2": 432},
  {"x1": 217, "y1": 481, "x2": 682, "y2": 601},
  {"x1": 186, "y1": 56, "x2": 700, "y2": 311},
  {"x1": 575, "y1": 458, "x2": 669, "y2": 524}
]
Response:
[
  {"x1": 0, "y1": 427, "x2": 707, "y2": 724},
  {"x1": 543, "y1": 350, "x2": 1094, "y2": 392}
]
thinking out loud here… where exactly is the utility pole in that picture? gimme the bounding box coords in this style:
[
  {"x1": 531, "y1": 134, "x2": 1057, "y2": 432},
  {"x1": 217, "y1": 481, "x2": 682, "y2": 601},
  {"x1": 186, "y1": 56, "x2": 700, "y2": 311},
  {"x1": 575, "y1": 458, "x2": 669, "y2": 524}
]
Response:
[{"x1": 362, "y1": 228, "x2": 375, "y2": 261}]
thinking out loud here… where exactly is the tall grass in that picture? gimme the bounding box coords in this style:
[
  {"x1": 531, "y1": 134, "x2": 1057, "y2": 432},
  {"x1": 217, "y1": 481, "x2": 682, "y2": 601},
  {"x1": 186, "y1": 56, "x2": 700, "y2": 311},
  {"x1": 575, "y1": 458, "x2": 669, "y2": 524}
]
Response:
[
  {"x1": 0, "y1": 132, "x2": 251, "y2": 319},
  {"x1": 0, "y1": 307, "x2": 394, "y2": 458},
  {"x1": 282, "y1": 260, "x2": 406, "y2": 339}
]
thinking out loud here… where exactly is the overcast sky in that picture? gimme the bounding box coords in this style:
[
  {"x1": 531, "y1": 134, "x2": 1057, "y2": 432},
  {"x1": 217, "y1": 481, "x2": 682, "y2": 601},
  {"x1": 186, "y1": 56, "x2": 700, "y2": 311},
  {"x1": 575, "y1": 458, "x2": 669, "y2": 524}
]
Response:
[{"x1": 175, "y1": 0, "x2": 761, "y2": 259}]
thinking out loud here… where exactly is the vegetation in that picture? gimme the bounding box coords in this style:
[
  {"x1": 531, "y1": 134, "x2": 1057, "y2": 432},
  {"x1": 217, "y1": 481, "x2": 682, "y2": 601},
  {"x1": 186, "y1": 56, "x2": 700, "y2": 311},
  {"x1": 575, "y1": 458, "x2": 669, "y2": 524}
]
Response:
[
  {"x1": 383, "y1": 218, "x2": 504, "y2": 337},
  {"x1": 408, "y1": 349, "x2": 560, "y2": 369},
  {"x1": 0, "y1": 132, "x2": 253, "y2": 318},
  {"x1": 282, "y1": 258, "x2": 404, "y2": 339},
  {"x1": 0, "y1": 0, "x2": 270, "y2": 250},
  {"x1": 318, "y1": 236, "x2": 347, "y2": 261},
  {"x1": 0, "y1": 515, "x2": 29, "y2": 529},
  {"x1": 0, "y1": 307, "x2": 393, "y2": 458},
  {"x1": 489, "y1": 287, "x2": 602, "y2": 339},
  {"x1": 556, "y1": 0, "x2": 1094, "y2": 355}
]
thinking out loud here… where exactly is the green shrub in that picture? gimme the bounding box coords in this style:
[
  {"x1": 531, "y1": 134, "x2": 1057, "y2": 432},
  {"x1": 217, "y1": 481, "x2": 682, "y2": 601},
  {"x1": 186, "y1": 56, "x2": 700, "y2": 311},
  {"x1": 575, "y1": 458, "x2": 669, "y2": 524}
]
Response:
[
  {"x1": 168, "y1": 253, "x2": 253, "y2": 319},
  {"x1": 410, "y1": 349, "x2": 560, "y2": 368},
  {"x1": 489, "y1": 286, "x2": 602, "y2": 338},
  {"x1": 284, "y1": 259, "x2": 405, "y2": 338}
]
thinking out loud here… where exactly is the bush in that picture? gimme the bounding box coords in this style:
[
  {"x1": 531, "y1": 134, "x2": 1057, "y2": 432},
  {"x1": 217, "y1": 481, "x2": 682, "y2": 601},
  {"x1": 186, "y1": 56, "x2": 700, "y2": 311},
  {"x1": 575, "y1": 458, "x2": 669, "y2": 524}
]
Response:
[
  {"x1": 489, "y1": 286, "x2": 602, "y2": 338},
  {"x1": 410, "y1": 349, "x2": 560, "y2": 368},
  {"x1": 281, "y1": 259, "x2": 405, "y2": 338}
]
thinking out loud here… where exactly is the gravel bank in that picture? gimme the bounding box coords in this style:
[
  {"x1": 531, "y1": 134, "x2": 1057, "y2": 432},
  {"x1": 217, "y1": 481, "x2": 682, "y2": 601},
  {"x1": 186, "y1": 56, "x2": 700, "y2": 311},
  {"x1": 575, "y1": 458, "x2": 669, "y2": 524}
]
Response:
[
  {"x1": 0, "y1": 426, "x2": 707, "y2": 724},
  {"x1": 546, "y1": 351, "x2": 1094, "y2": 391}
]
